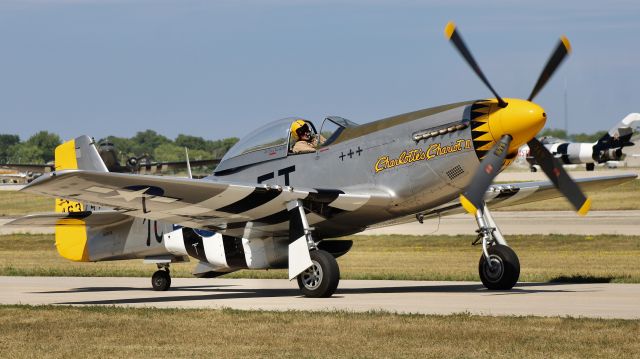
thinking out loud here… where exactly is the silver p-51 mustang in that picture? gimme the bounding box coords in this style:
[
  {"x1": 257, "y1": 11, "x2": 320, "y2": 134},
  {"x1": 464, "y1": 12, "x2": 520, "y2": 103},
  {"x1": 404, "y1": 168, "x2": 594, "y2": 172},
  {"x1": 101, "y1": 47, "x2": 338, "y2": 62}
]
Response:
[{"x1": 8, "y1": 23, "x2": 636, "y2": 297}]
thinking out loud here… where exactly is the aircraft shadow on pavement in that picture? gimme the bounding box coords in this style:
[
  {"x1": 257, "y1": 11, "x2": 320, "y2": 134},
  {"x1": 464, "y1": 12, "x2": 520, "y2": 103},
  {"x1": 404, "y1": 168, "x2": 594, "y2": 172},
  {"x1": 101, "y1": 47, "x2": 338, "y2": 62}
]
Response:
[{"x1": 40, "y1": 282, "x2": 581, "y2": 306}]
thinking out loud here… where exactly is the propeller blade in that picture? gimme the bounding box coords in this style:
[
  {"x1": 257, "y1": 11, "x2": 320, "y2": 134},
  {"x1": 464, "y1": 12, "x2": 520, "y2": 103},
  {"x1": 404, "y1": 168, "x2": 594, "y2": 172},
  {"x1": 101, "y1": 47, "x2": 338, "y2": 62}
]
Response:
[
  {"x1": 460, "y1": 135, "x2": 512, "y2": 214},
  {"x1": 527, "y1": 137, "x2": 591, "y2": 215},
  {"x1": 528, "y1": 36, "x2": 572, "y2": 101},
  {"x1": 444, "y1": 22, "x2": 507, "y2": 108}
]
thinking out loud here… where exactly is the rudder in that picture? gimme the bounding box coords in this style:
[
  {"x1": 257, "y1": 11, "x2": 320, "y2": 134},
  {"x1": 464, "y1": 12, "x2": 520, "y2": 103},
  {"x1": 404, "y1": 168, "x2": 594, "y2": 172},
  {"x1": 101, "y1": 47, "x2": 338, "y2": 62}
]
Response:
[{"x1": 54, "y1": 135, "x2": 108, "y2": 261}]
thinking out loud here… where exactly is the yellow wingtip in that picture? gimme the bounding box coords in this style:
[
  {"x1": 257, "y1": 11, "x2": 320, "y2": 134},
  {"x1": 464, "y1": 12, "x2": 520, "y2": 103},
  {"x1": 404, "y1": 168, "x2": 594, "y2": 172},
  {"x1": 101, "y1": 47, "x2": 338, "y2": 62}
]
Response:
[
  {"x1": 444, "y1": 22, "x2": 456, "y2": 40},
  {"x1": 459, "y1": 194, "x2": 477, "y2": 215},
  {"x1": 561, "y1": 35, "x2": 572, "y2": 54},
  {"x1": 577, "y1": 197, "x2": 591, "y2": 216}
]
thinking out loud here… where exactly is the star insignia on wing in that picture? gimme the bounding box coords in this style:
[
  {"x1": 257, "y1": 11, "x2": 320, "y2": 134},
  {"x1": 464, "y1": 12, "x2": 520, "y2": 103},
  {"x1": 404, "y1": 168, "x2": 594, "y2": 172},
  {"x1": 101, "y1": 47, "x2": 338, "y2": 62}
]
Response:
[{"x1": 107, "y1": 187, "x2": 151, "y2": 202}]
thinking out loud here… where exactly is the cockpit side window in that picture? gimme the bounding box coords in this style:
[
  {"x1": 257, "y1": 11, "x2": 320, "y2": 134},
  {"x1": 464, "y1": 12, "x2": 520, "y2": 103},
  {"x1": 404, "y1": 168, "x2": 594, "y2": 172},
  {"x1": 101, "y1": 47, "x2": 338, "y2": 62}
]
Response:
[
  {"x1": 318, "y1": 120, "x2": 343, "y2": 147},
  {"x1": 317, "y1": 116, "x2": 358, "y2": 147}
]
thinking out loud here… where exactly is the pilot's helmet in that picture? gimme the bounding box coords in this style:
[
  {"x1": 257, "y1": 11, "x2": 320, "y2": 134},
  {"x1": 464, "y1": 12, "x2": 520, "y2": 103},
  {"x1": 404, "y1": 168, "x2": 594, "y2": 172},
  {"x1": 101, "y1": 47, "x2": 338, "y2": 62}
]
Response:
[{"x1": 290, "y1": 119, "x2": 310, "y2": 140}]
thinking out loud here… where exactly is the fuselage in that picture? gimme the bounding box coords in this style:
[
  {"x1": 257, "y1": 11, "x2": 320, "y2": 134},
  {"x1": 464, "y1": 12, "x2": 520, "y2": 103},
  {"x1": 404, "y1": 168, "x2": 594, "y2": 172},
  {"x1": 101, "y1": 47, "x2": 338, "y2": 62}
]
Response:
[{"x1": 205, "y1": 101, "x2": 490, "y2": 238}]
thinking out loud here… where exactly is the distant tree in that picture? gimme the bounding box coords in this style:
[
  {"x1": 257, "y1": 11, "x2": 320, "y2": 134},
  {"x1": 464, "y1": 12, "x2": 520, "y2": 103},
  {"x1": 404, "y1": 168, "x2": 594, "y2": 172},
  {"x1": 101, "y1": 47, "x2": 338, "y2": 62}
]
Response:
[
  {"x1": 132, "y1": 130, "x2": 170, "y2": 156},
  {"x1": 539, "y1": 128, "x2": 568, "y2": 140},
  {"x1": 206, "y1": 137, "x2": 239, "y2": 158},
  {"x1": 0, "y1": 134, "x2": 20, "y2": 163},
  {"x1": 540, "y1": 128, "x2": 611, "y2": 143},
  {"x1": 153, "y1": 143, "x2": 184, "y2": 162},
  {"x1": 187, "y1": 149, "x2": 212, "y2": 161},
  {"x1": 2, "y1": 129, "x2": 237, "y2": 165},
  {"x1": 7, "y1": 143, "x2": 43, "y2": 163},
  {"x1": 155, "y1": 143, "x2": 217, "y2": 162},
  {"x1": 175, "y1": 134, "x2": 208, "y2": 151},
  {"x1": 25, "y1": 131, "x2": 61, "y2": 162},
  {"x1": 570, "y1": 131, "x2": 607, "y2": 143}
]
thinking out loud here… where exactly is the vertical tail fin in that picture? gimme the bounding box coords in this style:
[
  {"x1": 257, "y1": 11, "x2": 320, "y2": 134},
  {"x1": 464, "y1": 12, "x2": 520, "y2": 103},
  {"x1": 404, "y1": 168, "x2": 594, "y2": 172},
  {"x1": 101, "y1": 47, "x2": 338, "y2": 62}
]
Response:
[
  {"x1": 55, "y1": 135, "x2": 108, "y2": 173},
  {"x1": 54, "y1": 135, "x2": 107, "y2": 261},
  {"x1": 595, "y1": 113, "x2": 640, "y2": 150}
]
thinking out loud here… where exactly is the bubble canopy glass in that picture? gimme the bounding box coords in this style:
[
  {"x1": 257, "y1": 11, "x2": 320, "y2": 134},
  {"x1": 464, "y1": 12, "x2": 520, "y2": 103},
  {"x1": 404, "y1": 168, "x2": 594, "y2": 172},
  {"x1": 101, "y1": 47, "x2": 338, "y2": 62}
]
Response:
[{"x1": 215, "y1": 117, "x2": 314, "y2": 173}]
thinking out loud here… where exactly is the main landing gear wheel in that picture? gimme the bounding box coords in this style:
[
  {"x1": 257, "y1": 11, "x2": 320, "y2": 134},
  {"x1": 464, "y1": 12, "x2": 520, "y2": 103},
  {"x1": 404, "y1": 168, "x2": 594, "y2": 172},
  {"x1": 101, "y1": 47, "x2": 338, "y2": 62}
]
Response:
[
  {"x1": 297, "y1": 249, "x2": 340, "y2": 298},
  {"x1": 151, "y1": 270, "x2": 171, "y2": 291},
  {"x1": 478, "y1": 244, "x2": 520, "y2": 290}
]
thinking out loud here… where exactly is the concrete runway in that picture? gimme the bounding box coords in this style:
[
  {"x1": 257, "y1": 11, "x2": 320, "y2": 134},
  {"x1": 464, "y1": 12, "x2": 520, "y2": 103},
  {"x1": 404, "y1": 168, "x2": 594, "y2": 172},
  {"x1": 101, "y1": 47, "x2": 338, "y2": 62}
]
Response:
[
  {"x1": 1, "y1": 276, "x2": 638, "y2": 319},
  {"x1": 2, "y1": 210, "x2": 639, "y2": 236},
  {"x1": 360, "y1": 210, "x2": 640, "y2": 236}
]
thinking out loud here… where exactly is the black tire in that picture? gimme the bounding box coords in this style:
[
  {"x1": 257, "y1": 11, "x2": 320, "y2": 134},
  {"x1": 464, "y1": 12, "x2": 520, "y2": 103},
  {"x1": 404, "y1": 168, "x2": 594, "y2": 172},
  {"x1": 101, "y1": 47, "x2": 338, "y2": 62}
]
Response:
[
  {"x1": 151, "y1": 270, "x2": 171, "y2": 291},
  {"x1": 586, "y1": 163, "x2": 595, "y2": 171},
  {"x1": 297, "y1": 250, "x2": 340, "y2": 298},
  {"x1": 530, "y1": 167, "x2": 537, "y2": 172},
  {"x1": 478, "y1": 244, "x2": 520, "y2": 290}
]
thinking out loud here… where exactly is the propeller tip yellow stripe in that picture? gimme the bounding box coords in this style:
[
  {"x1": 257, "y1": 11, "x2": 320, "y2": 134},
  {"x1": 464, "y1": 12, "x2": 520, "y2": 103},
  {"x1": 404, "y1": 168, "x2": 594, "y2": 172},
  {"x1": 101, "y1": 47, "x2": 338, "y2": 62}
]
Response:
[
  {"x1": 577, "y1": 197, "x2": 591, "y2": 216},
  {"x1": 560, "y1": 35, "x2": 572, "y2": 54},
  {"x1": 444, "y1": 22, "x2": 456, "y2": 39},
  {"x1": 459, "y1": 194, "x2": 477, "y2": 214}
]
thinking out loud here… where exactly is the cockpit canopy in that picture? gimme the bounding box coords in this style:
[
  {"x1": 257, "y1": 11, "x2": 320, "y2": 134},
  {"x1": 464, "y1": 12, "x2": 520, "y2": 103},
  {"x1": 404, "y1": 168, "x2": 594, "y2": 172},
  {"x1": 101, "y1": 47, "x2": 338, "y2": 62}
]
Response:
[{"x1": 214, "y1": 116, "x2": 358, "y2": 173}]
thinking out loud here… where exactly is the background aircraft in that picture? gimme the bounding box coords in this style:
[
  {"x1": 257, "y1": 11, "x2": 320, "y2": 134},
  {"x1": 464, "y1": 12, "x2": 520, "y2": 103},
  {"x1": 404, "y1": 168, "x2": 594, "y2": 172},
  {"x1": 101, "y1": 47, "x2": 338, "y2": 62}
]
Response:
[
  {"x1": 96, "y1": 142, "x2": 220, "y2": 175},
  {"x1": 6, "y1": 23, "x2": 636, "y2": 299},
  {"x1": 517, "y1": 113, "x2": 640, "y2": 171}
]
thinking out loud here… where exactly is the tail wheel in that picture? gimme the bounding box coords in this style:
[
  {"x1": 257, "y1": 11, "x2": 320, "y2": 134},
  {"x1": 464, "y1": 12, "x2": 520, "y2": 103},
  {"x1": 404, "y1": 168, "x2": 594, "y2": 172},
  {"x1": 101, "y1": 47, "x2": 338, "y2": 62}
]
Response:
[
  {"x1": 151, "y1": 270, "x2": 171, "y2": 291},
  {"x1": 297, "y1": 250, "x2": 340, "y2": 298},
  {"x1": 478, "y1": 244, "x2": 520, "y2": 290}
]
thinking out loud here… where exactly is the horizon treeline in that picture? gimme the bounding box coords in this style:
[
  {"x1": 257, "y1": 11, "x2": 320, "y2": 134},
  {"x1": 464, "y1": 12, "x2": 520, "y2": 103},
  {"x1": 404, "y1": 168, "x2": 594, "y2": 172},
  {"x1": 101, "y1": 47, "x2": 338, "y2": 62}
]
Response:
[{"x1": 0, "y1": 130, "x2": 239, "y2": 164}]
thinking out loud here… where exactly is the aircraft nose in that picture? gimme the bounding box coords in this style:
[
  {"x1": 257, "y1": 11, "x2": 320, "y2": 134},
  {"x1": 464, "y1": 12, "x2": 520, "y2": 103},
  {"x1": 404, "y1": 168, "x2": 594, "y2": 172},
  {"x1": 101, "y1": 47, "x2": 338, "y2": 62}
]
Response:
[{"x1": 488, "y1": 98, "x2": 546, "y2": 152}]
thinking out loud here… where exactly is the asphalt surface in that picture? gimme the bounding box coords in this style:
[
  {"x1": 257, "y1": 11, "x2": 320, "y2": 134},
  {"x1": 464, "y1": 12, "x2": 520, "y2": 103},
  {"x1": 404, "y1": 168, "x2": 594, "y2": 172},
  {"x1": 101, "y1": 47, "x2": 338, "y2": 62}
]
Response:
[{"x1": 1, "y1": 276, "x2": 637, "y2": 319}]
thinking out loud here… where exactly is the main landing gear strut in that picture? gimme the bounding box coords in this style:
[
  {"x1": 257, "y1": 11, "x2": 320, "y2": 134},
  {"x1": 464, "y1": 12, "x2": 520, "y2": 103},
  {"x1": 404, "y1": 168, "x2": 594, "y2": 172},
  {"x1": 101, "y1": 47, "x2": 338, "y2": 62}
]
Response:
[
  {"x1": 473, "y1": 203, "x2": 520, "y2": 290},
  {"x1": 287, "y1": 200, "x2": 340, "y2": 298}
]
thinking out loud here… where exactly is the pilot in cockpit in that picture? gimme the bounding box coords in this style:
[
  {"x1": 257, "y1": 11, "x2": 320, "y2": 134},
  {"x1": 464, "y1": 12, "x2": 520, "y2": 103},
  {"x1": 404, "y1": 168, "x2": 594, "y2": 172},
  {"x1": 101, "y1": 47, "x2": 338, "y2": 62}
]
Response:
[{"x1": 290, "y1": 119, "x2": 325, "y2": 154}]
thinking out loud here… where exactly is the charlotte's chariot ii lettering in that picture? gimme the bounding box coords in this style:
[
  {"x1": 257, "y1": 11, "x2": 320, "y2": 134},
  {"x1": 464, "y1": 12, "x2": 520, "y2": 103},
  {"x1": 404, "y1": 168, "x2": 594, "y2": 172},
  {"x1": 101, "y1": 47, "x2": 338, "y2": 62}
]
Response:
[{"x1": 374, "y1": 139, "x2": 472, "y2": 173}]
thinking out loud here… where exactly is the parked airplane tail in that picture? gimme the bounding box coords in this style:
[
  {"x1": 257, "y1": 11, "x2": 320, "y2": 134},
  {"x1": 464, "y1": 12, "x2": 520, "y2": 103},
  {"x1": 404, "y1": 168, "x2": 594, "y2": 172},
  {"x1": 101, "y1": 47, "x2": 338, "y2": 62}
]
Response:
[
  {"x1": 22, "y1": 136, "x2": 180, "y2": 264},
  {"x1": 591, "y1": 113, "x2": 640, "y2": 163},
  {"x1": 52, "y1": 136, "x2": 109, "y2": 261},
  {"x1": 594, "y1": 113, "x2": 640, "y2": 150}
]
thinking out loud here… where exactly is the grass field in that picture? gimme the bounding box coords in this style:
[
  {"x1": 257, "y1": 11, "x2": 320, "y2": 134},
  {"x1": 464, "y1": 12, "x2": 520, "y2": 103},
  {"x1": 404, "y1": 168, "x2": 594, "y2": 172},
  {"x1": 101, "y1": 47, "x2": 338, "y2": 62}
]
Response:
[
  {"x1": 0, "y1": 191, "x2": 52, "y2": 216},
  {"x1": 2, "y1": 233, "x2": 639, "y2": 283},
  {"x1": 2, "y1": 180, "x2": 639, "y2": 215},
  {"x1": 499, "y1": 178, "x2": 640, "y2": 211},
  {"x1": 0, "y1": 305, "x2": 637, "y2": 358}
]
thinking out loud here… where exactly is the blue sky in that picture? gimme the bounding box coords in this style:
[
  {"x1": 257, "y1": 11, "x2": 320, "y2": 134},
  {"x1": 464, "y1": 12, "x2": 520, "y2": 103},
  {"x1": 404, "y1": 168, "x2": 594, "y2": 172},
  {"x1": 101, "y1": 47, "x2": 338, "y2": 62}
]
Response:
[{"x1": 1, "y1": 0, "x2": 639, "y2": 141}]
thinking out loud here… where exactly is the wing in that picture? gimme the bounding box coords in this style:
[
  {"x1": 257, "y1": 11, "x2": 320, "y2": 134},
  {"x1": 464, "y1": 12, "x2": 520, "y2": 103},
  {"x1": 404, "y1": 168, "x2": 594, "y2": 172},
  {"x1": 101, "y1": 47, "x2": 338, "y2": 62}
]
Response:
[
  {"x1": 20, "y1": 170, "x2": 388, "y2": 237},
  {"x1": 370, "y1": 173, "x2": 637, "y2": 228}
]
